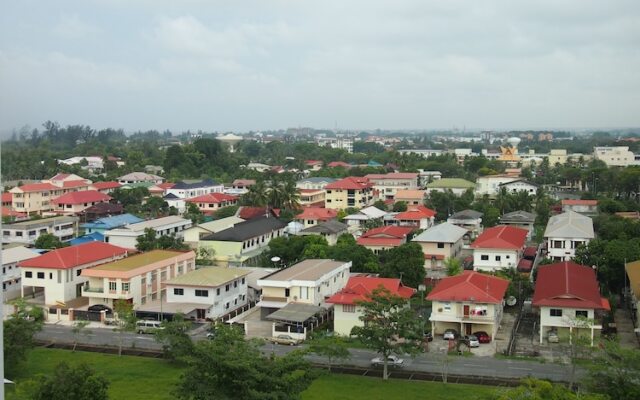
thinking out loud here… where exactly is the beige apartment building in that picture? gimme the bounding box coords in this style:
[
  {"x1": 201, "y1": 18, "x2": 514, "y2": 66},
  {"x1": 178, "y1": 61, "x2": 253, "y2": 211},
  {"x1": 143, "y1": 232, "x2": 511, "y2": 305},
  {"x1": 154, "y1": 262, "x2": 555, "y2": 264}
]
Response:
[{"x1": 324, "y1": 177, "x2": 374, "y2": 210}]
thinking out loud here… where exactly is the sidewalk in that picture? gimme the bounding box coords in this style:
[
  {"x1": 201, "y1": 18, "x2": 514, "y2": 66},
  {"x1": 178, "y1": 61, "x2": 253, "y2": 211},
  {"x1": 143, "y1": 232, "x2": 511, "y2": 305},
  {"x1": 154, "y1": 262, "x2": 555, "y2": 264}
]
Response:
[
  {"x1": 46, "y1": 319, "x2": 117, "y2": 330},
  {"x1": 615, "y1": 308, "x2": 638, "y2": 349}
]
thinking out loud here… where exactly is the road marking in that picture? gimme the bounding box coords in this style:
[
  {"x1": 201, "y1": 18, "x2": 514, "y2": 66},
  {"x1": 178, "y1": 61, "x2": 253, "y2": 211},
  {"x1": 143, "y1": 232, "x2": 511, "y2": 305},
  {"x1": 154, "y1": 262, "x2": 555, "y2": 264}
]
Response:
[{"x1": 511, "y1": 367, "x2": 532, "y2": 371}]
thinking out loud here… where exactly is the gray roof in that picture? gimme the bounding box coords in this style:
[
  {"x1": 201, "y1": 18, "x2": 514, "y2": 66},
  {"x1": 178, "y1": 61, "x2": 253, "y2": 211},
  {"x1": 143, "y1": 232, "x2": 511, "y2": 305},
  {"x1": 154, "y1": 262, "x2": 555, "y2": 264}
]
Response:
[
  {"x1": 543, "y1": 211, "x2": 595, "y2": 239},
  {"x1": 186, "y1": 216, "x2": 245, "y2": 234},
  {"x1": 498, "y1": 179, "x2": 539, "y2": 188},
  {"x1": 266, "y1": 303, "x2": 324, "y2": 323},
  {"x1": 448, "y1": 209, "x2": 483, "y2": 220},
  {"x1": 109, "y1": 216, "x2": 191, "y2": 233},
  {"x1": 2, "y1": 246, "x2": 39, "y2": 265},
  {"x1": 203, "y1": 216, "x2": 286, "y2": 242},
  {"x1": 5, "y1": 216, "x2": 78, "y2": 229},
  {"x1": 412, "y1": 222, "x2": 468, "y2": 243},
  {"x1": 171, "y1": 179, "x2": 220, "y2": 189},
  {"x1": 500, "y1": 211, "x2": 536, "y2": 223},
  {"x1": 260, "y1": 259, "x2": 348, "y2": 282},
  {"x1": 300, "y1": 220, "x2": 348, "y2": 235}
]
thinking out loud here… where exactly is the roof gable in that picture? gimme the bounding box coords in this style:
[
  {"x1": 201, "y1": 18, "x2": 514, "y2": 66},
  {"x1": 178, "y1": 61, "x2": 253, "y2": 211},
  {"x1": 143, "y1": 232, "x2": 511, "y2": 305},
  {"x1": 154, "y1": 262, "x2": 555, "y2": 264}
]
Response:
[
  {"x1": 327, "y1": 276, "x2": 415, "y2": 305},
  {"x1": 427, "y1": 271, "x2": 509, "y2": 304},
  {"x1": 52, "y1": 190, "x2": 112, "y2": 204},
  {"x1": 18, "y1": 242, "x2": 128, "y2": 270},
  {"x1": 543, "y1": 211, "x2": 594, "y2": 239},
  {"x1": 471, "y1": 225, "x2": 528, "y2": 249},
  {"x1": 533, "y1": 261, "x2": 606, "y2": 309}
]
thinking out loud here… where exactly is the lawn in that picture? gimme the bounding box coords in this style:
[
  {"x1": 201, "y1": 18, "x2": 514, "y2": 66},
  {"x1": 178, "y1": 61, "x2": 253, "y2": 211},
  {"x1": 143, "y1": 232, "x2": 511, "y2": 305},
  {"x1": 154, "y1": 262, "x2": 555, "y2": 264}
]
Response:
[
  {"x1": 6, "y1": 348, "x2": 183, "y2": 400},
  {"x1": 302, "y1": 374, "x2": 495, "y2": 400}
]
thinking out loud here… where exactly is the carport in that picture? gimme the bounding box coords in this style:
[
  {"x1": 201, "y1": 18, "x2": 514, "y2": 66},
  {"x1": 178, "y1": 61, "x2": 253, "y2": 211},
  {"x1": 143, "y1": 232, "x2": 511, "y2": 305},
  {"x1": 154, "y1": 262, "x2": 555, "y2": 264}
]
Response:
[{"x1": 266, "y1": 303, "x2": 329, "y2": 340}]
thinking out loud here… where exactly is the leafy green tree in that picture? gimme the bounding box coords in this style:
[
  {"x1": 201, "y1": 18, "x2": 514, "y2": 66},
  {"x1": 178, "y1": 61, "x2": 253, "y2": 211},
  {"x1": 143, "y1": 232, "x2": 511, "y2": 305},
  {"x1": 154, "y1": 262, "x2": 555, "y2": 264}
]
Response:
[
  {"x1": 486, "y1": 378, "x2": 604, "y2": 400},
  {"x1": 444, "y1": 257, "x2": 462, "y2": 276},
  {"x1": 379, "y1": 242, "x2": 425, "y2": 288},
  {"x1": 184, "y1": 202, "x2": 204, "y2": 224},
  {"x1": 482, "y1": 206, "x2": 500, "y2": 228},
  {"x1": 392, "y1": 201, "x2": 408, "y2": 212},
  {"x1": 3, "y1": 300, "x2": 44, "y2": 377},
  {"x1": 154, "y1": 313, "x2": 194, "y2": 363},
  {"x1": 308, "y1": 334, "x2": 351, "y2": 372},
  {"x1": 195, "y1": 247, "x2": 216, "y2": 266},
  {"x1": 114, "y1": 299, "x2": 137, "y2": 356},
  {"x1": 34, "y1": 233, "x2": 67, "y2": 249},
  {"x1": 175, "y1": 325, "x2": 317, "y2": 400},
  {"x1": 213, "y1": 205, "x2": 239, "y2": 219},
  {"x1": 71, "y1": 320, "x2": 91, "y2": 352},
  {"x1": 373, "y1": 199, "x2": 388, "y2": 211},
  {"x1": 585, "y1": 340, "x2": 640, "y2": 400},
  {"x1": 136, "y1": 228, "x2": 189, "y2": 252},
  {"x1": 32, "y1": 362, "x2": 110, "y2": 400},
  {"x1": 351, "y1": 286, "x2": 423, "y2": 380},
  {"x1": 328, "y1": 234, "x2": 379, "y2": 273}
]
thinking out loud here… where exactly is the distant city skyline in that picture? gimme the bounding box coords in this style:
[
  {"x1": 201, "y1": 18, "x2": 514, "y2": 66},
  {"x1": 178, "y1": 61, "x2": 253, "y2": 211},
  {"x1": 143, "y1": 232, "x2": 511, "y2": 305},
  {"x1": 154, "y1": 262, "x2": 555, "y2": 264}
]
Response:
[{"x1": 1, "y1": 1, "x2": 639, "y2": 135}]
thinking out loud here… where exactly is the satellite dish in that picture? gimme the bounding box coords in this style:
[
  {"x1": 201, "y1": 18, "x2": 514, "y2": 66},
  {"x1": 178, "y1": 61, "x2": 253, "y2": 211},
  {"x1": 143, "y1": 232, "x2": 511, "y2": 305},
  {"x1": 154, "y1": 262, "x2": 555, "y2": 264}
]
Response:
[
  {"x1": 270, "y1": 256, "x2": 281, "y2": 263},
  {"x1": 506, "y1": 296, "x2": 517, "y2": 306}
]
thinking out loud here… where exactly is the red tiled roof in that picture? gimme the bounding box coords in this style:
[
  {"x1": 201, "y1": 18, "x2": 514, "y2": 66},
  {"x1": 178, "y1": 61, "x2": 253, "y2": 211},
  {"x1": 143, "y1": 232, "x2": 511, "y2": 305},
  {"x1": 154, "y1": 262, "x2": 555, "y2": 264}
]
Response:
[
  {"x1": 186, "y1": 193, "x2": 238, "y2": 204},
  {"x1": 2, "y1": 207, "x2": 26, "y2": 217},
  {"x1": 326, "y1": 277, "x2": 415, "y2": 305},
  {"x1": 562, "y1": 199, "x2": 598, "y2": 206},
  {"x1": 424, "y1": 254, "x2": 446, "y2": 260},
  {"x1": 296, "y1": 207, "x2": 338, "y2": 221},
  {"x1": 357, "y1": 237, "x2": 405, "y2": 247},
  {"x1": 325, "y1": 176, "x2": 372, "y2": 190},
  {"x1": 394, "y1": 205, "x2": 436, "y2": 220},
  {"x1": 14, "y1": 183, "x2": 58, "y2": 193},
  {"x1": 18, "y1": 242, "x2": 128, "y2": 270},
  {"x1": 157, "y1": 182, "x2": 175, "y2": 189},
  {"x1": 52, "y1": 190, "x2": 111, "y2": 205},
  {"x1": 360, "y1": 225, "x2": 414, "y2": 239},
  {"x1": 238, "y1": 207, "x2": 280, "y2": 219},
  {"x1": 532, "y1": 261, "x2": 609, "y2": 310},
  {"x1": 470, "y1": 225, "x2": 528, "y2": 250},
  {"x1": 427, "y1": 271, "x2": 509, "y2": 304},
  {"x1": 305, "y1": 160, "x2": 323, "y2": 165},
  {"x1": 50, "y1": 173, "x2": 71, "y2": 181},
  {"x1": 1, "y1": 193, "x2": 11, "y2": 203},
  {"x1": 364, "y1": 173, "x2": 418, "y2": 180},
  {"x1": 327, "y1": 161, "x2": 352, "y2": 168},
  {"x1": 90, "y1": 181, "x2": 121, "y2": 190},
  {"x1": 61, "y1": 180, "x2": 89, "y2": 189}
]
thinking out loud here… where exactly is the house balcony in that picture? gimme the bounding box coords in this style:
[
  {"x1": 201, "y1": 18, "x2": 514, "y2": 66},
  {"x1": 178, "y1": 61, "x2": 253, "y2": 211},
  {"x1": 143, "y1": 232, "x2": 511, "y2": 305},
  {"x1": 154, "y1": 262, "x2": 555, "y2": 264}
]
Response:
[{"x1": 82, "y1": 285, "x2": 132, "y2": 300}]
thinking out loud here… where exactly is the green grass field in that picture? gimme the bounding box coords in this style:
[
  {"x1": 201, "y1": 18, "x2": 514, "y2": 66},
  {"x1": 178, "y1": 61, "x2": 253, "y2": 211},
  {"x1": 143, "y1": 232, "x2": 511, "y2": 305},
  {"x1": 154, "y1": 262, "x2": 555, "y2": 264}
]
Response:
[{"x1": 7, "y1": 348, "x2": 495, "y2": 400}]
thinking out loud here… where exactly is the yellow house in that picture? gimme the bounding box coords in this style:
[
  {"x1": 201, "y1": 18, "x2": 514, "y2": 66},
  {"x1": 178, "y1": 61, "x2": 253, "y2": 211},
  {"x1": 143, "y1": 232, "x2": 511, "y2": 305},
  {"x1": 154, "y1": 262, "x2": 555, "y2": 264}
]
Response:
[{"x1": 324, "y1": 177, "x2": 374, "y2": 210}]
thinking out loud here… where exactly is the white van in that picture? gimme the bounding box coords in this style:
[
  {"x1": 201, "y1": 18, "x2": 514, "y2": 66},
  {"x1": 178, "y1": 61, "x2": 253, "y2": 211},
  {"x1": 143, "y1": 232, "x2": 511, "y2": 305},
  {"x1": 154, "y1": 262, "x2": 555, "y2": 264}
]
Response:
[{"x1": 136, "y1": 320, "x2": 163, "y2": 334}]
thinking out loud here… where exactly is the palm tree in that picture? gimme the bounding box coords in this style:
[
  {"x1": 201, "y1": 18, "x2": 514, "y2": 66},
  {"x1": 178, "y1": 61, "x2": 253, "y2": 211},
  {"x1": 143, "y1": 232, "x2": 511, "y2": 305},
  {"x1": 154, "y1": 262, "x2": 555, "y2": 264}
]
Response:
[
  {"x1": 512, "y1": 190, "x2": 533, "y2": 212},
  {"x1": 242, "y1": 180, "x2": 269, "y2": 206},
  {"x1": 281, "y1": 180, "x2": 301, "y2": 210}
]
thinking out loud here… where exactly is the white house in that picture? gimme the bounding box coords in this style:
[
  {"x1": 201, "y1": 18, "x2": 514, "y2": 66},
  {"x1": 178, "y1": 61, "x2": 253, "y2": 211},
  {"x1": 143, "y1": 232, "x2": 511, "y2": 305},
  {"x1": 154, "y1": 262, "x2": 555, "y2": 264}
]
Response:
[
  {"x1": 104, "y1": 216, "x2": 192, "y2": 249},
  {"x1": 475, "y1": 175, "x2": 519, "y2": 198},
  {"x1": 427, "y1": 271, "x2": 509, "y2": 340},
  {"x1": 364, "y1": 173, "x2": 419, "y2": 200},
  {"x1": 544, "y1": 211, "x2": 594, "y2": 262},
  {"x1": 447, "y1": 209, "x2": 483, "y2": 241},
  {"x1": 412, "y1": 223, "x2": 467, "y2": 269},
  {"x1": 561, "y1": 199, "x2": 598, "y2": 215},
  {"x1": 164, "y1": 179, "x2": 225, "y2": 213},
  {"x1": 19, "y1": 242, "x2": 128, "y2": 306},
  {"x1": 296, "y1": 177, "x2": 336, "y2": 190},
  {"x1": 342, "y1": 206, "x2": 388, "y2": 231},
  {"x1": 117, "y1": 172, "x2": 164, "y2": 185},
  {"x1": 2, "y1": 216, "x2": 79, "y2": 246},
  {"x1": 498, "y1": 179, "x2": 538, "y2": 195},
  {"x1": 165, "y1": 267, "x2": 253, "y2": 320},
  {"x1": 327, "y1": 276, "x2": 414, "y2": 336},
  {"x1": 471, "y1": 225, "x2": 528, "y2": 272},
  {"x1": 533, "y1": 261, "x2": 609, "y2": 346},
  {"x1": 593, "y1": 146, "x2": 635, "y2": 167},
  {"x1": 2, "y1": 246, "x2": 39, "y2": 300}
]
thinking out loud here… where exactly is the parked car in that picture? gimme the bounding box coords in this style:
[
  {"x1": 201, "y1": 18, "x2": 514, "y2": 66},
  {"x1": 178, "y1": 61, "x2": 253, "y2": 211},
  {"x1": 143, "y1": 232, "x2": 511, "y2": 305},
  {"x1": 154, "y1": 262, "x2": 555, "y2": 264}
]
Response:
[
  {"x1": 464, "y1": 335, "x2": 480, "y2": 348},
  {"x1": 473, "y1": 331, "x2": 491, "y2": 343},
  {"x1": 547, "y1": 330, "x2": 559, "y2": 343},
  {"x1": 88, "y1": 304, "x2": 112, "y2": 313},
  {"x1": 136, "y1": 320, "x2": 163, "y2": 334},
  {"x1": 371, "y1": 355, "x2": 404, "y2": 367},
  {"x1": 269, "y1": 334, "x2": 302, "y2": 346},
  {"x1": 443, "y1": 329, "x2": 459, "y2": 340}
]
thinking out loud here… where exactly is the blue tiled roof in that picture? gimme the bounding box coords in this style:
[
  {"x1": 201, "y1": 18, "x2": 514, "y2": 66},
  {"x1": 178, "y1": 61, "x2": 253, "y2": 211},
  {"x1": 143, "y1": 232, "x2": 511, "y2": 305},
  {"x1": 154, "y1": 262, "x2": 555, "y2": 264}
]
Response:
[
  {"x1": 80, "y1": 213, "x2": 144, "y2": 230},
  {"x1": 69, "y1": 232, "x2": 105, "y2": 246}
]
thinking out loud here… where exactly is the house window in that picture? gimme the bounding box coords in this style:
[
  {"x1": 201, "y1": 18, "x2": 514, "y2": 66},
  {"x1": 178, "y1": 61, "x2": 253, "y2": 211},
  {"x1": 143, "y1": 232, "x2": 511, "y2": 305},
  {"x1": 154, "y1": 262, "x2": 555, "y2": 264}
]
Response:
[
  {"x1": 241, "y1": 278, "x2": 245, "y2": 285},
  {"x1": 480, "y1": 255, "x2": 489, "y2": 261},
  {"x1": 495, "y1": 255, "x2": 501, "y2": 261},
  {"x1": 575, "y1": 310, "x2": 588, "y2": 318},
  {"x1": 25, "y1": 271, "x2": 32, "y2": 278},
  {"x1": 234, "y1": 280, "x2": 237, "y2": 288},
  {"x1": 216, "y1": 288, "x2": 221, "y2": 295},
  {"x1": 225, "y1": 302, "x2": 230, "y2": 309},
  {"x1": 343, "y1": 304, "x2": 356, "y2": 313},
  {"x1": 37, "y1": 272, "x2": 45, "y2": 279},
  {"x1": 122, "y1": 282, "x2": 130, "y2": 292},
  {"x1": 553, "y1": 240, "x2": 563, "y2": 249},
  {"x1": 173, "y1": 288, "x2": 184, "y2": 296},
  {"x1": 109, "y1": 281, "x2": 117, "y2": 291},
  {"x1": 76, "y1": 269, "x2": 82, "y2": 276},
  {"x1": 437, "y1": 243, "x2": 445, "y2": 249},
  {"x1": 225, "y1": 284, "x2": 230, "y2": 292},
  {"x1": 550, "y1": 309, "x2": 562, "y2": 317},
  {"x1": 443, "y1": 303, "x2": 451, "y2": 311},
  {"x1": 195, "y1": 289, "x2": 208, "y2": 297}
]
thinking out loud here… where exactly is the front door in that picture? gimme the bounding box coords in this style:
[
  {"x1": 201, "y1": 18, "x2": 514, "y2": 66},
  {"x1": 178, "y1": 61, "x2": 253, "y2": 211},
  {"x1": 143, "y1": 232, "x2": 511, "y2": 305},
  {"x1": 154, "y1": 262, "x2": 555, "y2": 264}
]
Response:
[
  {"x1": 76, "y1": 283, "x2": 83, "y2": 298},
  {"x1": 465, "y1": 324, "x2": 472, "y2": 335},
  {"x1": 196, "y1": 309, "x2": 206, "y2": 319},
  {"x1": 463, "y1": 305, "x2": 470, "y2": 317}
]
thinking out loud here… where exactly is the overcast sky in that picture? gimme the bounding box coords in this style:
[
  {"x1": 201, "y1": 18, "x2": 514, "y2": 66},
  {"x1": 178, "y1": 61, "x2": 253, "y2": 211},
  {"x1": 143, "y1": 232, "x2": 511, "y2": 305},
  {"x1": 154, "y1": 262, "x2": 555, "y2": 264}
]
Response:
[{"x1": 1, "y1": 1, "x2": 639, "y2": 134}]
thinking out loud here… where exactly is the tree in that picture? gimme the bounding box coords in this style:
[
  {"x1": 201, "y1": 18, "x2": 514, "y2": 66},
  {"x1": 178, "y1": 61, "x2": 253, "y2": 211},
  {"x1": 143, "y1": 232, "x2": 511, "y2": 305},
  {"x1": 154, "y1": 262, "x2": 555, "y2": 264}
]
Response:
[
  {"x1": 585, "y1": 340, "x2": 640, "y2": 400},
  {"x1": 71, "y1": 320, "x2": 91, "y2": 352},
  {"x1": 487, "y1": 378, "x2": 604, "y2": 400},
  {"x1": 4, "y1": 299, "x2": 44, "y2": 377},
  {"x1": 113, "y1": 299, "x2": 137, "y2": 356},
  {"x1": 184, "y1": 202, "x2": 204, "y2": 224},
  {"x1": 32, "y1": 362, "x2": 110, "y2": 400},
  {"x1": 154, "y1": 313, "x2": 194, "y2": 363},
  {"x1": 379, "y1": 243, "x2": 425, "y2": 288},
  {"x1": 351, "y1": 287, "x2": 423, "y2": 380},
  {"x1": 392, "y1": 201, "x2": 408, "y2": 212},
  {"x1": 196, "y1": 247, "x2": 216, "y2": 266},
  {"x1": 175, "y1": 324, "x2": 317, "y2": 400},
  {"x1": 34, "y1": 233, "x2": 67, "y2": 249},
  {"x1": 327, "y1": 234, "x2": 379, "y2": 273},
  {"x1": 213, "y1": 205, "x2": 239, "y2": 219},
  {"x1": 444, "y1": 257, "x2": 462, "y2": 276},
  {"x1": 373, "y1": 199, "x2": 388, "y2": 211},
  {"x1": 136, "y1": 228, "x2": 189, "y2": 252},
  {"x1": 308, "y1": 334, "x2": 351, "y2": 372}
]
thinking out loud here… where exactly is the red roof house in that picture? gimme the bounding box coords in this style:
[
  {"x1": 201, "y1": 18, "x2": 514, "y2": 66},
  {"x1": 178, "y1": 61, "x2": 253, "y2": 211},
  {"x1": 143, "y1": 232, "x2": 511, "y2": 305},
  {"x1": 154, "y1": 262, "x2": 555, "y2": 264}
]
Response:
[
  {"x1": 12, "y1": 182, "x2": 58, "y2": 193},
  {"x1": 19, "y1": 242, "x2": 128, "y2": 270},
  {"x1": 295, "y1": 207, "x2": 338, "y2": 225},
  {"x1": 186, "y1": 193, "x2": 239, "y2": 214},
  {"x1": 427, "y1": 271, "x2": 509, "y2": 304},
  {"x1": 325, "y1": 176, "x2": 372, "y2": 190},
  {"x1": 356, "y1": 225, "x2": 414, "y2": 249},
  {"x1": 561, "y1": 199, "x2": 598, "y2": 206},
  {"x1": 2, "y1": 192, "x2": 12, "y2": 206},
  {"x1": 326, "y1": 276, "x2": 415, "y2": 335},
  {"x1": 471, "y1": 225, "x2": 528, "y2": 250},
  {"x1": 52, "y1": 190, "x2": 112, "y2": 215},
  {"x1": 327, "y1": 161, "x2": 352, "y2": 168},
  {"x1": 238, "y1": 206, "x2": 280, "y2": 220},
  {"x1": 394, "y1": 205, "x2": 437, "y2": 229},
  {"x1": 90, "y1": 181, "x2": 122, "y2": 192}
]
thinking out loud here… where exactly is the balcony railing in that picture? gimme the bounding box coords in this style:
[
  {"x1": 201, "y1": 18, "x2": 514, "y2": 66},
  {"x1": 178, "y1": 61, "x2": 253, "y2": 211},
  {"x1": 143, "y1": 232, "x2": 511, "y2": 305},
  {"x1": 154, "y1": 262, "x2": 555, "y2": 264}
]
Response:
[{"x1": 83, "y1": 286, "x2": 104, "y2": 293}]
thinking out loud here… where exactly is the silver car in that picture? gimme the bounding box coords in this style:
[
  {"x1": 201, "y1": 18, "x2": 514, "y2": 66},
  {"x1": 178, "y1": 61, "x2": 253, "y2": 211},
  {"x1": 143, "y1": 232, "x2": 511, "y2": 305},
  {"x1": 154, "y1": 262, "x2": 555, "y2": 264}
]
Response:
[
  {"x1": 464, "y1": 335, "x2": 480, "y2": 348},
  {"x1": 371, "y1": 355, "x2": 404, "y2": 367}
]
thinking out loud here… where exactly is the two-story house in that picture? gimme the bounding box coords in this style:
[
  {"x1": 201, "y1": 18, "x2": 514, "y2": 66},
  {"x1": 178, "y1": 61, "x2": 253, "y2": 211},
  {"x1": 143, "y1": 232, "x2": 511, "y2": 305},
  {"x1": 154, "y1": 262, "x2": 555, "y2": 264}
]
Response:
[
  {"x1": 182, "y1": 216, "x2": 245, "y2": 248},
  {"x1": 533, "y1": 261, "x2": 609, "y2": 346},
  {"x1": 342, "y1": 206, "x2": 388, "y2": 230},
  {"x1": 544, "y1": 211, "x2": 594, "y2": 262},
  {"x1": 499, "y1": 211, "x2": 536, "y2": 240},
  {"x1": 498, "y1": 179, "x2": 538, "y2": 195},
  {"x1": 298, "y1": 220, "x2": 349, "y2": 246},
  {"x1": 324, "y1": 177, "x2": 374, "y2": 210},
  {"x1": 185, "y1": 193, "x2": 239, "y2": 215},
  {"x1": 165, "y1": 267, "x2": 252, "y2": 320},
  {"x1": 296, "y1": 177, "x2": 336, "y2": 190},
  {"x1": 82, "y1": 249, "x2": 196, "y2": 308},
  {"x1": 475, "y1": 175, "x2": 519, "y2": 198},
  {"x1": 164, "y1": 179, "x2": 225, "y2": 213},
  {"x1": 561, "y1": 199, "x2": 598, "y2": 216},
  {"x1": 364, "y1": 173, "x2": 419, "y2": 201},
  {"x1": 427, "y1": 271, "x2": 509, "y2": 339},
  {"x1": 51, "y1": 190, "x2": 112, "y2": 216},
  {"x1": 19, "y1": 242, "x2": 128, "y2": 306},
  {"x1": 327, "y1": 276, "x2": 415, "y2": 336},
  {"x1": 104, "y1": 216, "x2": 193, "y2": 249},
  {"x1": 412, "y1": 222, "x2": 467, "y2": 269},
  {"x1": 2, "y1": 246, "x2": 39, "y2": 300},
  {"x1": 294, "y1": 207, "x2": 338, "y2": 228},
  {"x1": 447, "y1": 209, "x2": 483, "y2": 241},
  {"x1": 198, "y1": 216, "x2": 287, "y2": 267},
  {"x1": 80, "y1": 214, "x2": 144, "y2": 235},
  {"x1": 471, "y1": 225, "x2": 528, "y2": 272},
  {"x1": 393, "y1": 190, "x2": 426, "y2": 206},
  {"x1": 117, "y1": 172, "x2": 164, "y2": 185},
  {"x1": 391, "y1": 205, "x2": 437, "y2": 230},
  {"x1": 2, "y1": 216, "x2": 79, "y2": 246},
  {"x1": 257, "y1": 259, "x2": 351, "y2": 316},
  {"x1": 356, "y1": 225, "x2": 414, "y2": 254}
]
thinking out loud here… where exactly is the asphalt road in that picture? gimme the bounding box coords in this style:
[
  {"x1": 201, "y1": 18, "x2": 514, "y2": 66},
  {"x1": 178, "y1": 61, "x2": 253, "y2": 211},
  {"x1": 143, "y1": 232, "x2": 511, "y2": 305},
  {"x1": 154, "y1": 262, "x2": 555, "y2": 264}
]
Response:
[{"x1": 37, "y1": 324, "x2": 578, "y2": 382}]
